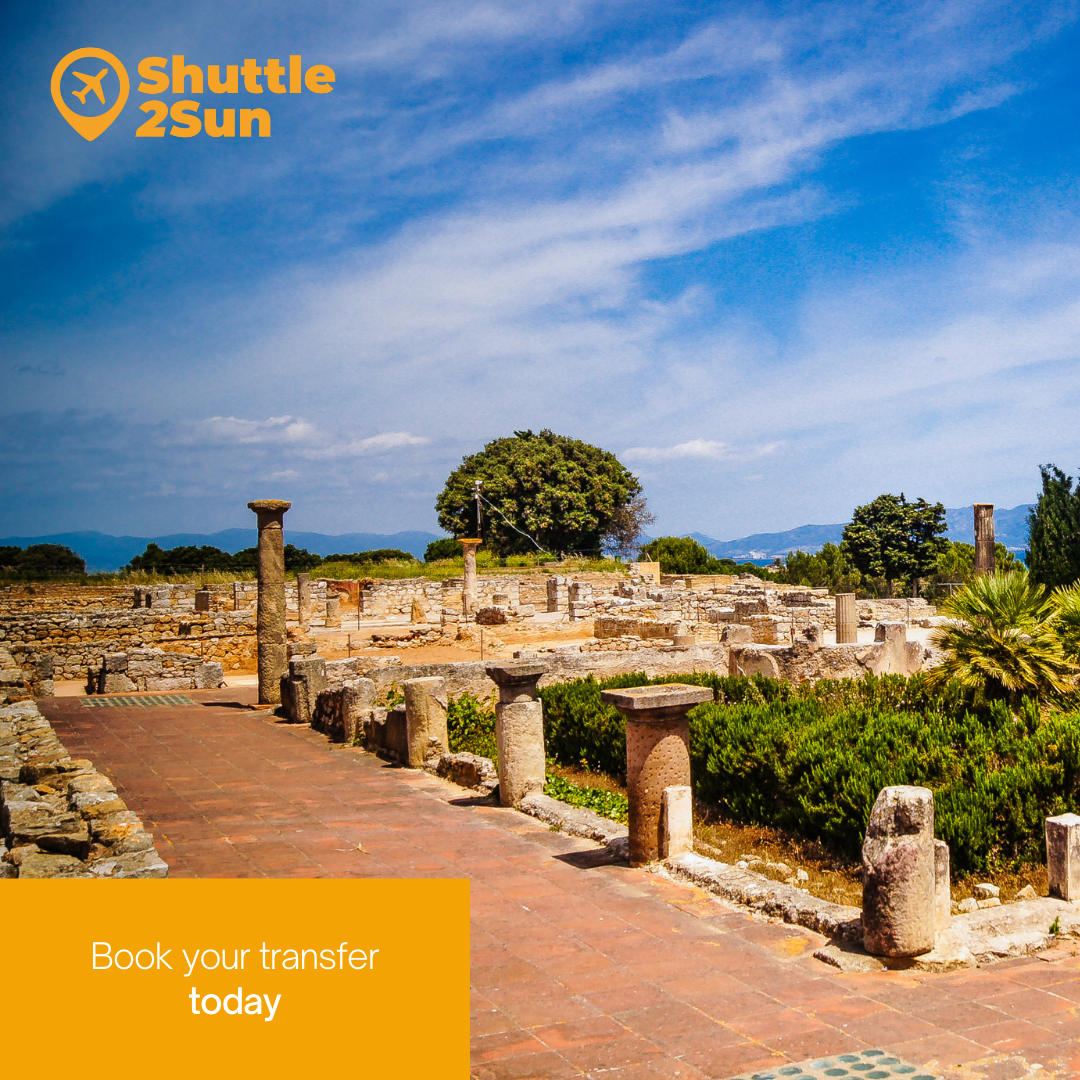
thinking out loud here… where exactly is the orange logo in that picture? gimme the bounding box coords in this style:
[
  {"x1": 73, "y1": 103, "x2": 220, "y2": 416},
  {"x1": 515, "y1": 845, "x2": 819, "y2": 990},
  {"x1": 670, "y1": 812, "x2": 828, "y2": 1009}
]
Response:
[{"x1": 51, "y1": 48, "x2": 130, "y2": 140}]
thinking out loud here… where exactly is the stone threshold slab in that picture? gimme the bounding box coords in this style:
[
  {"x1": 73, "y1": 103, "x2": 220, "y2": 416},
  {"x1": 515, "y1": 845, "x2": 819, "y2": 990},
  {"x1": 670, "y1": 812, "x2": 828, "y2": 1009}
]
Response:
[
  {"x1": 665, "y1": 850, "x2": 863, "y2": 942},
  {"x1": 516, "y1": 791, "x2": 629, "y2": 858}
]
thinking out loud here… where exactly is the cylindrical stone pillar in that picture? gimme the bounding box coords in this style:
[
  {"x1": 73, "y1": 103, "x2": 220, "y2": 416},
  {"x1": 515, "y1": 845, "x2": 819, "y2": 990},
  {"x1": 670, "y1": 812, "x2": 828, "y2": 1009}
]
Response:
[
  {"x1": 458, "y1": 539, "x2": 481, "y2": 617},
  {"x1": 403, "y1": 676, "x2": 448, "y2": 768},
  {"x1": 247, "y1": 499, "x2": 291, "y2": 705},
  {"x1": 486, "y1": 662, "x2": 548, "y2": 807},
  {"x1": 325, "y1": 596, "x2": 342, "y2": 628},
  {"x1": 601, "y1": 684, "x2": 712, "y2": 866},
  {"x1": 835, "y1": 592, "x2": 857, "y2": 644},
  {"x1": 297, "y1": 572, "x2": 311, "y2": 626},
  {"x1": 974, "y1": 503, "x2": 995, "y2": 575},
  {"x1": 862, "y1": 785, "x2": 936, "y2": 957}
]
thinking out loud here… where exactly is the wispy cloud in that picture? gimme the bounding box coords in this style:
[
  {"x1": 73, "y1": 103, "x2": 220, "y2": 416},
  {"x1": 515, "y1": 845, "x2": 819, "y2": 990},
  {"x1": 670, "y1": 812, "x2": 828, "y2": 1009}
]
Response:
[{"x1": 624, "y1": 440, "x2": 781, "y2": 462}]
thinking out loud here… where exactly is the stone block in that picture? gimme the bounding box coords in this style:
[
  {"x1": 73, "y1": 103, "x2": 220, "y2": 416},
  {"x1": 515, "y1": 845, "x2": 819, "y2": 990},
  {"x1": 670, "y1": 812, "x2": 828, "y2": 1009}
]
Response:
[
  {"x1": 935, "y1": 839, "x2": 951, "y2": 929},
  {"x1": 436, "y1": 752, "x2": 498, "y2": 792},
  {"x1": 285, "y1": 657, "x2": 326, "y2": 725},
  {"x1": 476, "y1": 606, "x2": 508, "y2": 625},
  {"x1": 194, "y1": 662, "x2": 225, "y2": 689},
  {"x1": 102, "y1": 653, "x2": 129, "y2": 674},
  {"x1": 100, "y1": 673, "x2": 136, "y2": 694},
  {"x1": 325, "y1": 597, "x2": 342, "y2": 628},
  {"x1": 862, "y1": 786, "x2": 936, "y2": 957},
  {"x1": 1046, "y1": 813, "x2": 1080, "y2": 900},
  {"x1": 722, "y1": 624, "x2": 753, "y2": 644},
  {"x1": 404, "y1": 677, "x2": 448, "y2": 768},
  {"x1": 341, "y1": 679, "x2": 376, "y2": 743},
  {"x1": 194, "y1": 588, "x2": 211, "y2": 612},
  {"x1": 661, "y1": 786, "x2": 693, "y2": 859}
]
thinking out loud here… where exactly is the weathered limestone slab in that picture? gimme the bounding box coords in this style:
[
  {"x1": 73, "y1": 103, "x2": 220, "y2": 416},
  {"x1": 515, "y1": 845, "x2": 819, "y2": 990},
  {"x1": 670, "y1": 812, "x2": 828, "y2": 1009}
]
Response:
[
  {"x1": 436, "y1": 751, "x2": 498, "y2": 793},
  {"x1": 666, "y1": 852, "x2": 863, "y2": 942},
  {"x1": 862, "y1": 786, "x2": 936, "y2": 957},
  {"x1": 518, "y1": 791, "x2": 628, "y2": 849},
  {"x1": 282, "y1": 656, "x2": 326, "y2": 726},
  {"x1": 404, "y1": 676, "x2": 449, "y2": 768},
  {"x1": 935, "y1": 839, "x2": 951, "y2": 929},
  {"x1": 487, "y1": 662, "x2": 547, "y2": 807},
  {"x1": 1046, "y1": 812, "x2": 1080, "y2": 900},
  {"x1": 194, "y1": 587, "x2": 211, "y2": 612},
  {"x1": 661, "y1": 786, "x2": 693, "y2": 858},
  {"x1": 248, "y1": 499, "x2": 291, "y2": 704},
  {"x1": 601, "y1": 683, "x2": 712, "y2": 866}
]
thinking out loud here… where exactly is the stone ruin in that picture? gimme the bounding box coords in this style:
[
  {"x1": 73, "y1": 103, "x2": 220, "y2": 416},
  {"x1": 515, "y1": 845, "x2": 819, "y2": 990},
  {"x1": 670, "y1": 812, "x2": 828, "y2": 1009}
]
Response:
[
  {"x1": 88, "y1": 648, "x2": 225, "y2": 694},
  {"x1": 0, "y1": 699, "x2": 168, "y2": 878}
]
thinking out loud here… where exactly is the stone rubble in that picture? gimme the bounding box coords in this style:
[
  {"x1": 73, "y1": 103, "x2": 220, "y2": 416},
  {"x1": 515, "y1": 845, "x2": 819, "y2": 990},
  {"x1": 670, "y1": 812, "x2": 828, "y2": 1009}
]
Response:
[{"x1": 0, "y1": 700, "x2": 168, "y2": 878}]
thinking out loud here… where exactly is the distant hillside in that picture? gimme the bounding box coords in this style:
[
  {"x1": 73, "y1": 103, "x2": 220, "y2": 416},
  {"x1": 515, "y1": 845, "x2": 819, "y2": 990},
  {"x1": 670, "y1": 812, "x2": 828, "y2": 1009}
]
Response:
[
  {"x1": 691, "y1": 505, "x2": 1034, "y2": 561},
  {"x1": 0, "y1": 529, "x2": 442, "y2": 572}
]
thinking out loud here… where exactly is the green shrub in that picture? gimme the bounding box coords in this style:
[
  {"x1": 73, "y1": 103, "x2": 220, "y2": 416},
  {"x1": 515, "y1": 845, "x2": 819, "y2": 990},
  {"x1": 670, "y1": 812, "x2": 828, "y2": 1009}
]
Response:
[
  {"x1": 446, "y1": 692, "x2": 498, "y2": 762},
  {"x1": 544, "y1": 774, "x2": 628, "y2": 823},
  {"x1": 536, "y1": 670, "x2": 1080, "y2": 873}
]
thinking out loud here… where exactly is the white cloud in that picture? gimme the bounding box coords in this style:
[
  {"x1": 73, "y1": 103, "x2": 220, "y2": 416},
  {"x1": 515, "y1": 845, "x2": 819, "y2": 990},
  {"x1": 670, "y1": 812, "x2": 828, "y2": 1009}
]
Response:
[
  {"x1": 624, "y1": 440, "x2": 781, "y2": 462},
  {"x1": 194, "y1": 416, "x2": 317, "y2": 445}
]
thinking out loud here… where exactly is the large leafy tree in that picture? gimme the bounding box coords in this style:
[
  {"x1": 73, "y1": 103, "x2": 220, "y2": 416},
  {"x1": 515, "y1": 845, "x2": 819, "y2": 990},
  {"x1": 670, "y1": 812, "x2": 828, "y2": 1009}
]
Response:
[
  {"x1": 1028, "y1": 464, "x2": 1080, "y2": 589},
  {"x1": 638, "y1": 536, "x2": 717, "y2": 574},
  {"x1": 435, "y1": 430, "x2": 646, "y2": 556},
  {"x1": 841, "y1": 493, "x2": 948, "y2": 596},
  {"x1": 779, "y1": 543, "x2": 862, "y2": 592}
]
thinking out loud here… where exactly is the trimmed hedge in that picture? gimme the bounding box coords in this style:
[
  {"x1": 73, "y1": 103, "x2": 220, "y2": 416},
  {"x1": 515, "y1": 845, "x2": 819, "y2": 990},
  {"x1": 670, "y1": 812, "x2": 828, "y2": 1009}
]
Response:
[{"x1": 538, "y1": 672, "x2": 1080, "y2": 873}]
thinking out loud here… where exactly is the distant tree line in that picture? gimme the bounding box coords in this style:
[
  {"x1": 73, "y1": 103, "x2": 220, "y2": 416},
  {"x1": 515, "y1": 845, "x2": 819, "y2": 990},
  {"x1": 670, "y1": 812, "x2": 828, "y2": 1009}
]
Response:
[
  {"x1": 0, "y1": 544, "x2": 86, "y2": 579},
  {"x1": 124, "y1": 543, "x2": 418, "y2": 574}
]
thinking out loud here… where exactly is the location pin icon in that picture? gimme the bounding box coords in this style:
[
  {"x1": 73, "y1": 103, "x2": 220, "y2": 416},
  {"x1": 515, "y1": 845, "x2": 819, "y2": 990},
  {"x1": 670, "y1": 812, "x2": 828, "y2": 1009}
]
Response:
[{"x1": 51, "y1": 48, "x2": 129, "y2": 141}]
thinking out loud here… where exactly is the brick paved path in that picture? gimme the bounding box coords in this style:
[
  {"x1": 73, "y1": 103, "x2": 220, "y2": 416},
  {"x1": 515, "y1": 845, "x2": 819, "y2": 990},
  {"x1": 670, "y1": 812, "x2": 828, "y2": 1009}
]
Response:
[{"x1": 41, "y1": 691, "x2": 1080, "y2": 1080}]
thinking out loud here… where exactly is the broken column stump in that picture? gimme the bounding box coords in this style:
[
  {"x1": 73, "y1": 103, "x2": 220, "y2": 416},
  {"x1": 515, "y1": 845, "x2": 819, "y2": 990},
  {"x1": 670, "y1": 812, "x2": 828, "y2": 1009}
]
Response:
[
  {"x1": 1046, "y1": 813, "x2": 1080, "y2": 900},
  {"x1": 403, "y1": 676, "x2": 449, "y2": 769},
  {"x1": 600, "y1": 684, "x2": 712, "y2": 867},
  {"x1": 486, "y1": 661, "x2": 547, "y2": 807},
  {"x1": 835, "y1": 592, "x2": 857, "y2": 644},
  {"x1": 862, "y1": 785, "x2": 936, "y2": 957}
]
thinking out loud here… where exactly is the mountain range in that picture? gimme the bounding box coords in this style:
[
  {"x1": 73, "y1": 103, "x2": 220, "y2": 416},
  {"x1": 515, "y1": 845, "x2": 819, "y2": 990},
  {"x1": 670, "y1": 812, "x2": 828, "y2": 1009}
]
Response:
[
  {"x1": 1, "y1": 505, "x2": 1035, "y2": 571},
  {"x1": 690, "y1": 504, "x2": 1034, "y2": 562}
]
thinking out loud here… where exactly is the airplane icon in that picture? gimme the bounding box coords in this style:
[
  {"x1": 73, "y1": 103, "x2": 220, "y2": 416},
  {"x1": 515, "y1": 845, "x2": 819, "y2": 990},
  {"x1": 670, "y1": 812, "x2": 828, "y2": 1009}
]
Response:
[{"x1": 72, "y1": 68, "x2": 109, "y2": 105}]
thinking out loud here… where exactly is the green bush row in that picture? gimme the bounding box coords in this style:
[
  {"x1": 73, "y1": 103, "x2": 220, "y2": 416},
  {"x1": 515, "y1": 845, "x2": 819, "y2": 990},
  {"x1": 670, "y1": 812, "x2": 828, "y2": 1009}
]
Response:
[{"x1": 537, "y1": 671, "x2": 1080, "y2": 873}]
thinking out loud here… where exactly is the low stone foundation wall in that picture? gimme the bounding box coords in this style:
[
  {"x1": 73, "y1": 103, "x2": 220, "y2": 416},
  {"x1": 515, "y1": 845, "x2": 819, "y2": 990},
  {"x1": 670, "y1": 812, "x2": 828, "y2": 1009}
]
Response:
[
  {"x1": 1, "y1": 648, "x2": 53, "y2": 705},
  {"x1": 89, "y1": 648, "x2": 225, "y2": 694},
  {"x1": 0, "y1": 608, "x2": 257, "y2": 678},
  {"x1": 0, "y1": 700, "x2": 168, "y2": 878}
]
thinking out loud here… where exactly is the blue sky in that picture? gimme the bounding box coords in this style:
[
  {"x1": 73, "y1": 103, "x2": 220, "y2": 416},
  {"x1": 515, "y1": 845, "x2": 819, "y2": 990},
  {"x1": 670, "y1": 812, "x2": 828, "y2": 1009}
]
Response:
[{"x1": 3, "y1": 0, "x2": 1080, "y2": 541}]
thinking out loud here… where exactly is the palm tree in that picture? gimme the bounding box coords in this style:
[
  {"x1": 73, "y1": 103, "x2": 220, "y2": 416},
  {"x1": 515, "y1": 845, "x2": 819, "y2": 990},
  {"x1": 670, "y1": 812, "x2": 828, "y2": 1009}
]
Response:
[
  {"x1": 1052, "y1": 582, "x2": 1080, "y2": 663},
  {"x1": 927, "y1": 569, "x2": 1077, "y2": 704}
]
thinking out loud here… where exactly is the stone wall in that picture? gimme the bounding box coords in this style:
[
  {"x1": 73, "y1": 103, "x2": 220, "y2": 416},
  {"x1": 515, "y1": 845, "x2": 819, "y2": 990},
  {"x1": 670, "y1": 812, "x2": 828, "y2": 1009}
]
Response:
[
  {"x1": 0, "y1": 583, "x2": 134, "y2": 614},
  {"x1": 89, "y1": 648, "x2": 225, "y2": 694},
  {"x1": 0, "y1": 700, "x2": 168, "y2": 878},
  {"x1": 0, "y1": 648, "x2": 53, "y2": 705},
  {"x1": 0, "y1": 608, "x2": 257, "y2": 680}
]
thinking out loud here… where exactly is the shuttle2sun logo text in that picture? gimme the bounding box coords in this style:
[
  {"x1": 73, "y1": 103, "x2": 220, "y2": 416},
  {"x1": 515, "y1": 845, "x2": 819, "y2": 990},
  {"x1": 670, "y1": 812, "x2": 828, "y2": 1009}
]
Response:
[{"x1": 51, "y1": 49, "x2": 335, "y2": 140}]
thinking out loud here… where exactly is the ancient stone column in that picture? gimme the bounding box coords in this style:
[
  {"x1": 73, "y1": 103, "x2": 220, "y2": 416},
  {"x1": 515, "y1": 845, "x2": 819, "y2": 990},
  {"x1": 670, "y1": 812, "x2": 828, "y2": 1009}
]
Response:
[
  {"x1": 247, "y1": 499, "x2": 291, "y2": 705},
  {"x1": 835, "y1": 592, "x2": 857, "y2": 644},
  {"x1": 486, "y1": 662, "x2": 547, "y2": 807},
  {"x1": 862, "y1": 786, "x2": 936, "y2": 957},
  {"x1": 974, "y1": 503, "x2": 995, "y2": 575},
  {"x1": 325, "y1": 596, "x2": 342, "y2": 628},
  {"x1": 1046, "y1": 813, "x2": 1080, "y2": 900},
  {"x1": 403, "y1": 676, "x2": 449, "y2": 768},
  {"x1": 600, "y1": 684, "x2": 712, "y2": 866},
  {"x1": 297, "y1": 572, "x2": 311, "y2": 626},
  {"x1": 458, "y1": 539, "x2": 481, "y2": 618}
]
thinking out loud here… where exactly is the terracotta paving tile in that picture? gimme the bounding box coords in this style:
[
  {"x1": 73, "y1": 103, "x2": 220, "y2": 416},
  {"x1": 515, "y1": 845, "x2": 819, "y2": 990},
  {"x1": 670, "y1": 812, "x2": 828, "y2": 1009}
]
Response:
[{"x1": 43, "y1": 693, "x2": 1080, "y2": 1079}]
